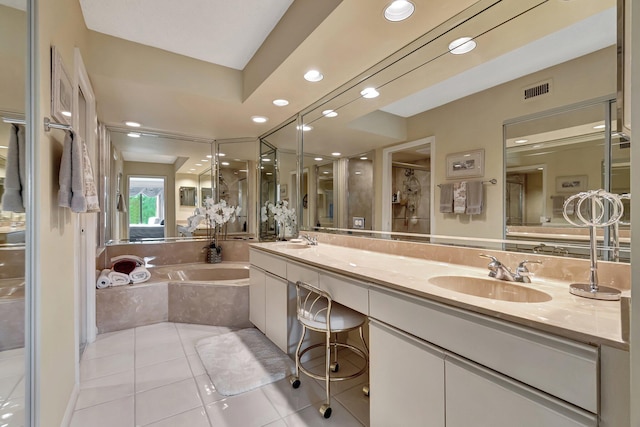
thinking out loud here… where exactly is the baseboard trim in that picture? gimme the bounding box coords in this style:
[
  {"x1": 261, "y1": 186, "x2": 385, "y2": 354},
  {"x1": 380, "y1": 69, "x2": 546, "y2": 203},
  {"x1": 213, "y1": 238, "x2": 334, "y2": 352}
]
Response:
[{"x1": 60, "y1": 382, "x2": 79, "y2": 427}]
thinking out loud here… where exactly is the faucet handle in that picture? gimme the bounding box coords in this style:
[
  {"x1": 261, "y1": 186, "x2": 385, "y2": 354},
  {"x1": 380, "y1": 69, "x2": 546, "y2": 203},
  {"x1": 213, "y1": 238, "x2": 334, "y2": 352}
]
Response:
[
  {"x1": 515, "y1": 260, "x2": 542, "y2": 282},
  {"x1": 479, "y1": 254, "x2": 502, "y2": 278}
]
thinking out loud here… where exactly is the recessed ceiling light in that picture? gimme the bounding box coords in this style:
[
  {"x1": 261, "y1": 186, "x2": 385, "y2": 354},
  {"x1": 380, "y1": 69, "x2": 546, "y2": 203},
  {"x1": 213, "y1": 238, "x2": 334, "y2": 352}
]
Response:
[
  {"x1": 189, "y1": 168, "x2": 195, "y2": 171},
  {"x1": 323, "y1": 171, "x2": 330, "y2": 174},
  {"x1": 127, "y1": 132, "x2": 141, "y2": 138},
  {"x1": 266, "y1": 172, "x2": 273, "y2": 176},
  {"x1": 537, "y1": 167, "x2": 544, "y2": 170},
  {"x1": 195, "y1": 163, "x2": 202, "y2": 166},
  {"x1": 314, "y1": 157, "x2": 323, "y2": 161},
  {"x1": 234, "y1": 158, "x2": 241, "y2": 161},
  {"x1": 61, "y1": 111, "x2": 72, "y2": 117},
  {"x1": 125, "y1": 121, "x2": 141, "y2": 127},
  {"x1": 304, "y1": 69, "x2": 324, "y2": 82},
  {"x1": 360, "y1": 87, "x2": 379, "y2": 98},
  {"x1": 221, "y1": 162, "x2": 230, "y2": 166},
  {"x1": 301, "y1": 125, "x2": 313, "y2": 131},
  {"x1": 360, "y1": 157, "x2": 368, "y2": 160},
  {"x1": 262, "y1": 158, "x2": 271, "y2": 162},
  {"x1": 532, "y1": 144, "x2": 543, "y2": 148},
  {"x1": 449, "y1": 37, "x2": 477, "y2": 55},
  {"x1": 251, "y1": 116, "x2": 268, "y2": 123},
  {"x1": 355, "y1": 171, "x2": 362, "y2": 175},
  {"x1": 217, "y1": 153, "x2": 225, "y2": 157},
  {"x1": 239, "y1": 169, "x2": 247, "y2": 173},
  {"x1": 515, "y1": 139, "x2": 528, "y2": 144},
  {"x1": 201, "y1": 159, "x2": 208, "y2": 162},
  {"x1": 206, "y1": 154, "x2": 213, "y2": 158},
  {"x1": 593, "y1": 124, "x2": 606, "y2": 129},
  {"x1": 322, "y1": 109, "x2": 338, "y2": 118},
  {"x1": 273, "y1": 99, "x2": 289, "y2": 107},
  {"x1": 384, "y1": 0, "x2": 415, "y2": 22},
  {"x1": 332, "y1": 152, "x2": 341, "y2": 156}
]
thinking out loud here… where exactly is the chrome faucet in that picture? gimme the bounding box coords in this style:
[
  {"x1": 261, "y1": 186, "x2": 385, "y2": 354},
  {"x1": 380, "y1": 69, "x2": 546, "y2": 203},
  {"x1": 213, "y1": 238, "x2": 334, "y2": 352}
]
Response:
[
  {"x1": 479, "y1": 254, "x2": 541, "y2": 283},
  {"x1": 300, "y1": 234, "x2": 318, "y2": 245}
]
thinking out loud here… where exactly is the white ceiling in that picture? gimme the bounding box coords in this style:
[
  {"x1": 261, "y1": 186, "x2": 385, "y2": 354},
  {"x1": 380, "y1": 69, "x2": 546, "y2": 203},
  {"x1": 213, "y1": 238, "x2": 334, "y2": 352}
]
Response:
[{"x1": 79, "y1": 0, "x2": 294, "y2": 70}]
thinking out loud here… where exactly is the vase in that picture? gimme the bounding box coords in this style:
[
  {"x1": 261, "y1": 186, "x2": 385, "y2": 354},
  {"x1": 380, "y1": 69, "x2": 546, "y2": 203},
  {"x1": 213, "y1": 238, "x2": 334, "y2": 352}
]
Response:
[{"x1": 207, "y1": 243, "x2": 222, "y2": 263}]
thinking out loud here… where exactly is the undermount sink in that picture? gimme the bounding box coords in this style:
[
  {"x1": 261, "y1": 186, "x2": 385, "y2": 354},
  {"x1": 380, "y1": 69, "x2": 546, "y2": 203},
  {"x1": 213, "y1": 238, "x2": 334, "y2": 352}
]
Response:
[{"x1": 428, "y1": 275, "x2": 552, "y2": 303}]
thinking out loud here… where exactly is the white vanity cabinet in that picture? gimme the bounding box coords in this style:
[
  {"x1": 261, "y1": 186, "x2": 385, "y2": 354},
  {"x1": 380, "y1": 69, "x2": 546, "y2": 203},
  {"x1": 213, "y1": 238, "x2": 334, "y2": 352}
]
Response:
[
  {"x1": 249, "y1": 250, "x2": 290, "y2": 353},
  {"x1": 369, "y1": 320, "x2": 445, "y2": 427}
]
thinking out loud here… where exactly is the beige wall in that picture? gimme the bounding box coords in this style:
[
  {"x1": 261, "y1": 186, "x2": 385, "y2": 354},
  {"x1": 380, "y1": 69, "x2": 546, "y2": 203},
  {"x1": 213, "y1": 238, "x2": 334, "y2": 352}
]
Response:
[
  {"x1": 36, "y1": 0, "x2": 90, "y2": 424},
  {"x1": 396, "y1": 46, "x2": 617, "y2": 239},
  {"x1": 0, "y1": 5, "x2": 26, "y2": 114}
]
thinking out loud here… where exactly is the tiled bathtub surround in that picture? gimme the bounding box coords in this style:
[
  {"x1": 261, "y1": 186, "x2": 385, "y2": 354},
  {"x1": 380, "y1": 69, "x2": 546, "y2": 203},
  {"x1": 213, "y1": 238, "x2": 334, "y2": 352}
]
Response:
[
  {"x1": 305, "y1": 232, "x2": 630, "y2": 291},
  {"x1": 96, "y1": 262, "x2": 251, "y2": 334},
  {"x1": 97, "y1": 239, "x2": 250, "y2": 269}
]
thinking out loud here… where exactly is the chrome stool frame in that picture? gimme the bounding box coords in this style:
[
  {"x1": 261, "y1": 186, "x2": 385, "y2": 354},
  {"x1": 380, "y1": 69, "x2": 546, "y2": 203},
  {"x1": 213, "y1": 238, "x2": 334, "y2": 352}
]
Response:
[{"x1": 290, "y1": 281, "x2": 369, "y2": 418}]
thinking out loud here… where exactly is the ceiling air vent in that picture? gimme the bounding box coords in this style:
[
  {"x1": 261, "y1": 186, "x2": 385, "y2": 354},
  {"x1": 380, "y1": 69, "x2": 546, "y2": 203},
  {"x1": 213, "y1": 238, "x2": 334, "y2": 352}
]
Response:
[{"x1": 523, "y1": 80, "x2": 551, "y2": 101}]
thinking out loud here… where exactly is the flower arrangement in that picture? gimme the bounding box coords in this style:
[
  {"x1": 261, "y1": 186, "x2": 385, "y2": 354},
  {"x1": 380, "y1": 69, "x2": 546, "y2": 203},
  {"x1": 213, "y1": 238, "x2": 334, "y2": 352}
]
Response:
[
  {"x1": 184, "y1": 197, "x2": 241, "y2": 261},
  {"x1": 261, "y1": 200, "x2": 296, "y2": 240}
]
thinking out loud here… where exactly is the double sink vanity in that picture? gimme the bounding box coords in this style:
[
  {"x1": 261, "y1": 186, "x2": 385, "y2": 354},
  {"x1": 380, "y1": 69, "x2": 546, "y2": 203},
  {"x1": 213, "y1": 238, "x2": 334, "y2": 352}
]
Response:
[{"x1": 249, "y1": 235, "x2": 629, "y2": 427}]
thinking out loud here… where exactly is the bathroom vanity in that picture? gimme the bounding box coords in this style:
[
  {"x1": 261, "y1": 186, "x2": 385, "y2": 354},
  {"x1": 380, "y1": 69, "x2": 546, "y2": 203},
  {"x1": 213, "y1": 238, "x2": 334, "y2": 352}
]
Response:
[{"x1": 249, "y1": 240, "x2": 629, "y2": 427}]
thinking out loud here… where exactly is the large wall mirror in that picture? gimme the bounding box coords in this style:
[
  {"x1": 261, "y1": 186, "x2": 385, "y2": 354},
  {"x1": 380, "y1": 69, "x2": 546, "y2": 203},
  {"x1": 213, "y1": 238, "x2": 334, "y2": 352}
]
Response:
[
  {"x1": 0, "y1": 0, "x2": 28, "y2": 424},
  {"x1": 104, "y1": 128, "x2": 214, "y2": 243},
  {"x1": 292, "y1": 0, "x2": 626, "y2": 260}
]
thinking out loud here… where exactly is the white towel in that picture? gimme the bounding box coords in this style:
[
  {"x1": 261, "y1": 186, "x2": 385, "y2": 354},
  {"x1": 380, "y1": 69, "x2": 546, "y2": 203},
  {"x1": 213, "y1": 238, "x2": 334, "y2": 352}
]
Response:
[
  {"x1": 439, "y1": 183, "x2": 454, "y2": 213},
  {"x1": 107, "y1": 270, "x2": 130, "y2": 286},
  {"x1": 453, "y1": 181, "x2": 467, "y2": 214},
  {"x1": 80, "y1": 138, "x2": 100, "y2": 212},
  {"x1": 129, "y1": 266, "x2": 151, "y2": 284},
  {"x1": 1, "y1": 125, "x2": 26, "y2": 212},
  {"x1": 465, "y1": 180, "x2": 483, "y2": 215},
  {"x1": 96, "y1": 269, "x2": 111, "y2": 289}
]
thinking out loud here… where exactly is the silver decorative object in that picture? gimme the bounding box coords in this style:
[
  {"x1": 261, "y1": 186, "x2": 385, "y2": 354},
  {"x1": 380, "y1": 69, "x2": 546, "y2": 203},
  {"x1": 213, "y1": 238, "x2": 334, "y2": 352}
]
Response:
[{"x1": 562, "y1": 189, "x2": 624, "y2": 301}]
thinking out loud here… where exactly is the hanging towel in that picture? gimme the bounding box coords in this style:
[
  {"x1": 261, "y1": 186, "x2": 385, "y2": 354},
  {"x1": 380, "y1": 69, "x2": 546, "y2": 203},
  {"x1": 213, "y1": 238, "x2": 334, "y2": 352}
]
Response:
[
  {"x1": 453, "y1": 181, "x2": 467, "y2": 214},
  {"x1": 1, "y1": 125, "x2": 26, "y2": 212},
  {"x1": 129, "y1": 266, "x2": 151, "y2": 284},
  {"x1": 439, "y1": 183, "x2": 454, "y2": 213},
  {"x1": 465, "y1": 180, "x2": 484, "y2": 215},
  {"x1": 551, "y1": 195, "x2": 565, "y2": 216},
  {"x1": 563, "y1": 198, "x2": 575, "y2": 216},
  {"x1": 58, "y1": 130, "x2": 87, "y2": 212},
  {"x1": 80, "y1": 137, "x2": 100, "y2": 212},
  {"x1": 96, "y1": 269, "x2": 111, "y2": 289},
  {"x1": 107, "y1": 270, "x2": 130, "y2": 286}
]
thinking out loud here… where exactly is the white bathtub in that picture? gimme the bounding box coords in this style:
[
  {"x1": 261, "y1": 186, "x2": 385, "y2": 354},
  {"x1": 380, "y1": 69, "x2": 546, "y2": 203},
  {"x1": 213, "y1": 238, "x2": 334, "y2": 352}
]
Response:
[{"x1": 153, "y1": 262, "x2": 250, "y2": 283}]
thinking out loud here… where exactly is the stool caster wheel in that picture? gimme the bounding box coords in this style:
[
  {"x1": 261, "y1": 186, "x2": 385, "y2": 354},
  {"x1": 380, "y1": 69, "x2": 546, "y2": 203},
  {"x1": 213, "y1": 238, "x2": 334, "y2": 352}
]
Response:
[
  {"x1": 290, "y1": 376, "x2": 300, "y2": 389},
  {"x1": 362, "y1": 385, "x2": 370, "y2": 396},
  {"x1": 330, "y1": 362, "x2": 339, "y2": 372},
  {"x1": 319, "y1": 404, "x2": 332, "y2": 419}
]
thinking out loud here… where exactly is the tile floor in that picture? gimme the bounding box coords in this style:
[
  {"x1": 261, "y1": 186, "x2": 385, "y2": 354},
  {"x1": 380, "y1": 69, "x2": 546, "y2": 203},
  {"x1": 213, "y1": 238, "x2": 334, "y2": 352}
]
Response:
[
  {"x1": 0, "y1": 347, "x2": 25, "y2": 427},
  {"x1": 70, "y1": 322, "x2": 370, "y2": 427}
]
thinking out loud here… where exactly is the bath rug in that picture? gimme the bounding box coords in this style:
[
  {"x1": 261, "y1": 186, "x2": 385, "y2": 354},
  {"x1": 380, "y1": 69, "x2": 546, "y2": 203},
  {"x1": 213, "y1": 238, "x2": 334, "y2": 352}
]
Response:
[{"x1": 196, "y1": 328, "x2": 294, "y2": 396}]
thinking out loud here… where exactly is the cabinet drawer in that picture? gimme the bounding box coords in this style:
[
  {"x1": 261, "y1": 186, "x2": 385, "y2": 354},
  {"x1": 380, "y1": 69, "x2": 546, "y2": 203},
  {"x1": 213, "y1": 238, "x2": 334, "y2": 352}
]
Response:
[
  {"x1": 445, "y1": 355, "x2": 597, "y2": 427},
  {"x1": 319, "y1": 272, "x2": 368, "y2": 314},
  {"x1": 370, "y1": 287, "x2": 599, "y2": 413},
  {"x1": 286, "y1": 261, "x2": 319, "y2": 287},
  {"x1": 250, "y1": 249, "x2": 287, "y2": 278}
]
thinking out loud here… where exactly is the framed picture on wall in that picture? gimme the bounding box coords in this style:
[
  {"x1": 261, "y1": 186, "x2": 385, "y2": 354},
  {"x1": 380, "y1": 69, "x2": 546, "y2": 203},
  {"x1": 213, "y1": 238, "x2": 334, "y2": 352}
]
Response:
[
  {"x1": 446, "y1": 149, "x2": 485, "y2": 179},
  {"x1": 280, "y1": 184, "x2": 288, "y2": 198},
  {"x1": 51, "y1": 46, "x2": 73, "y2": 125},
  {"x1": 555, "y1": 175, "x2": 588, "y2": 193}
]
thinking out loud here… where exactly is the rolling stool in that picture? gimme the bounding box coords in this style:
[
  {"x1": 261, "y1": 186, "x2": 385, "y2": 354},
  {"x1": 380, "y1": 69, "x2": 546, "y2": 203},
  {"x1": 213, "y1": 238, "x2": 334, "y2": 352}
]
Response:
[{"x1": 289, "y1": 281, "x2": 369, "y2": 419}]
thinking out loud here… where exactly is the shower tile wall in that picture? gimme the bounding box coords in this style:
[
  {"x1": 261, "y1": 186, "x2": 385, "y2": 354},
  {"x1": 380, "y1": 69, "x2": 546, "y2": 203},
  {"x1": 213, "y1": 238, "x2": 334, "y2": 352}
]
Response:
[
  {"x1": 347, "y1": 159, "x2": 373, "y2": 229},
  {"x1": 392, "y1": 164, "x2": 430, "y2": 234}
]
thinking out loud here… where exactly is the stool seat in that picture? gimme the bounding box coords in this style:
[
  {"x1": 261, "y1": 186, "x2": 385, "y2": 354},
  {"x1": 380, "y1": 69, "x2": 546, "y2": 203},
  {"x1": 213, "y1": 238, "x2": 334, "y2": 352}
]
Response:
[
  {"x1": 291, "y1": 281, "x2": 369, "y2": 419},
  {"x1": 299, "y1": 300, "x2": 366, "y2": 331}
]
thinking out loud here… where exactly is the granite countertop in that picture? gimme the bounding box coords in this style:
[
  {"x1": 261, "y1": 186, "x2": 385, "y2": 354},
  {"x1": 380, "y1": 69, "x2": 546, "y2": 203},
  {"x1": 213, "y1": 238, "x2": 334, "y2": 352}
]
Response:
[{"x1": 250, "y1": 242, "x2": 627, "y2": 350}]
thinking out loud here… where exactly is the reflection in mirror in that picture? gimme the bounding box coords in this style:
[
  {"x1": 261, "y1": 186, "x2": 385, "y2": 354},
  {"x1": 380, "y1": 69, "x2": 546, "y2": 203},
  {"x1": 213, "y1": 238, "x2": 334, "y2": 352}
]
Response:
[
  {"x1": 259, "y1": 139, "x2": 277, "y2": 239},
  {"x1": 179, "y1": 186, "x2": 196, "y2": 206},
  {"x1": 504, "y1": 98, "x2": 630, "y2": 261},
  {"x1": 294, "y1": 0, "x2": 622, "y2": 260},
  {"x1": 106, "y1": 128, "x2": 213, "y2": 243},
  {"x1": 215, "y1": 139, "x2": 256, "y2": 237},
  {"x1": 0, "y1": 1, "x2": 27, "y2": 424}
]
